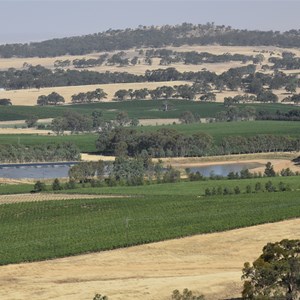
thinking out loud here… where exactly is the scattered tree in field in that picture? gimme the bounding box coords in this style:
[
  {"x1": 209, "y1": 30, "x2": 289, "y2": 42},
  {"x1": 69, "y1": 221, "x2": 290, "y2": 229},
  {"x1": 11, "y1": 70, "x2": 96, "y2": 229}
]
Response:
[
  {"x1": 71, "y1": 88, "x2": 107, "y2": 104},
  {"x1": 114, "y1": 89, "x2": 128, "y2": 101},
  {"x1": 54, "y1": 59, "x2": 71, "y2": 68},
  {"x1": 199, "y1": 92, "x2": 216, "y2": 102},
  {"x1": 52, "y1": 178, "x2": 63, "y2": 191},
  {"x1": 51, "y1": 117, "x2": 66, "y2": 135},
  {"x1": 34, "y1": 181, "x2": 46, "y2": 192},
  {"x1": 51, "y1": 111, "x2": 93, "y2": 133},
  {"x1": 25, "y1": 115, "x2": 38, "y2": 128},
  {"x1": 179, "y1": 111, "x2": 196, "y2": 124},
  {"x1": 265, "y1": 180, "x2": 276, "y2": 192},
  {"x1": 115, "y1": 111, "x2": 130, "y2": 127},
  {"x1": 69, "y1": 161, "x2": 105, "y2": 183},
  {"x1": 37, "y1": 92, "x2": 65, "y2": 105},
  {"x1": 264, "y1": 162, "x2": 276, "y2": 177},
  {"x1": 242, "y1": 239, "x2": 300, "y2": 300},
  {"x1": 0, "y1": 98, "x2": 12, "y2": 105}
]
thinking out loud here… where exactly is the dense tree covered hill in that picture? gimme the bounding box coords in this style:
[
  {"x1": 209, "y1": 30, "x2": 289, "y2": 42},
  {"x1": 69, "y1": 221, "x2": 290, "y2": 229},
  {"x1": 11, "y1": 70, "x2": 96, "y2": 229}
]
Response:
[{"x1": 1, "y1": 23, "x2": 300, "y2": 58}]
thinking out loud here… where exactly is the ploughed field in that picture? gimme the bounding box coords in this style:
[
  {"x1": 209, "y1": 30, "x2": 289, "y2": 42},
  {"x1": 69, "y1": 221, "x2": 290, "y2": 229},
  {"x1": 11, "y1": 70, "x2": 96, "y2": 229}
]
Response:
[{"x1": 0, "y1": 175, "x2": 300, "y2": 265}]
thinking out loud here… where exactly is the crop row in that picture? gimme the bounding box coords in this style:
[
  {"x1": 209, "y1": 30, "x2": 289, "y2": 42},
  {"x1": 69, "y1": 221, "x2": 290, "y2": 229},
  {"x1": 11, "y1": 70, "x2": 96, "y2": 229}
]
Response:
[{"x1": 0, "y1": 191, "x2": 300, "y2": 265}]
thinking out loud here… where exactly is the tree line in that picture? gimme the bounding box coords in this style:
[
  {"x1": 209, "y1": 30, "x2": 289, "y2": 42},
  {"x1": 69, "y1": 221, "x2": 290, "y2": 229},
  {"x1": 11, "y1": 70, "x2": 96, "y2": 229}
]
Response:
[
  {"x1": 1, "y1": 65, "x2": 299, "y2": 103},
  {"x1": 256, "y1": 109, "x2": 300, "y2": 121},
  {"x1": 0, "y1": 142, "x2": 80, "y2": 163},
  {"x1": 50, "y1": 110, "x2": 137, "y2": 134},
  {"x1": 1, "y1": 23, "x2": 300, "y2": 58},
  {"x1": 96, "y1": 127, "x2": 300, "y2": 157}
]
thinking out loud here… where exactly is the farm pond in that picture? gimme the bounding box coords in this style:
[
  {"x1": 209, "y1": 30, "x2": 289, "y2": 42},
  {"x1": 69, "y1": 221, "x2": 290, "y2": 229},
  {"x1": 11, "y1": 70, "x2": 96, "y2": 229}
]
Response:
[
  {"x1": 0, "y1": 161, "x2": 263, "y2": 179},
  {"x1": 0, "y1": 162, "x2": 79, "y2": 179},
  {"x1": 189, "y1": 162, "x2": 263, "y2": 177}
]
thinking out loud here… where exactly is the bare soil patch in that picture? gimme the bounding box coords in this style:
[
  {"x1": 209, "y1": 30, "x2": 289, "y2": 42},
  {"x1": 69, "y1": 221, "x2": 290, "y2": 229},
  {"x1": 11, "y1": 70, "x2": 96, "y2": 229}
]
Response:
[
  {"x1": 139, "y1": 118, "x2": 179, "y2": 126},
  {"x1": 0, "y1": 128, "x2": 53, "y2": 135},
  {"x1": 0, "y1": 193, "x2": 125, "y2": 205},
  {"x1": 0, "y1": 219, "x2": 299, "y2": 300},
  {"x1": 81, "y1": 153, "x2": 116, "y2": 162}
]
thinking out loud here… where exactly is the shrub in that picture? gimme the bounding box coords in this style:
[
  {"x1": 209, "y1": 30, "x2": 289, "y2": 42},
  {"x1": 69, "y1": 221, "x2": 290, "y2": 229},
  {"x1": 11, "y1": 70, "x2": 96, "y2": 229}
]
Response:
[
  {"x1": 171, "y1": 288, "x2": 205, "y2": 300},
  {"x1": 34, "y1": 181, "x2": 46, "y2": 192},
  {"x1": 52, "y1": 178, "x2": 63, "y2": 191}
]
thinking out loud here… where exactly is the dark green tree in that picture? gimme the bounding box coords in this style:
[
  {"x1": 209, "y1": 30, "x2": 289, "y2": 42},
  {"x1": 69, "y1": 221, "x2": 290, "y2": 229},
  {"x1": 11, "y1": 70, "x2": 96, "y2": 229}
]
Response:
[
  {"x1": 264, "y1": 162, "x2": 276, "y2": 177},
  {"x1": 34, "y1": 181, "x2": 46, "y2": 192},
  {"x1": 242, "y1": 239, "x2": 300, "y2": 300},
  {"x1": 52, "y1": 178, "x2": 63, "y2": 190}
]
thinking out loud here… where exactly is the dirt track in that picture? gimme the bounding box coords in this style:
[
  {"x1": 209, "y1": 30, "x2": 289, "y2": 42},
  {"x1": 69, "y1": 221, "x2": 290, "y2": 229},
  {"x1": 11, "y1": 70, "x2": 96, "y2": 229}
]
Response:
[{"x1": 0, "y1": 219, "x2": 299, "y2": 300}]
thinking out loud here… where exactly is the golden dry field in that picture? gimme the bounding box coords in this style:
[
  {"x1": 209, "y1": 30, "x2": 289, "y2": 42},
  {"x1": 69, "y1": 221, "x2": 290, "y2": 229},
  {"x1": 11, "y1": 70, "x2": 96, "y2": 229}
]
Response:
[{"x1": 0, "y1": 81, "x2": 190, "y2": 105}]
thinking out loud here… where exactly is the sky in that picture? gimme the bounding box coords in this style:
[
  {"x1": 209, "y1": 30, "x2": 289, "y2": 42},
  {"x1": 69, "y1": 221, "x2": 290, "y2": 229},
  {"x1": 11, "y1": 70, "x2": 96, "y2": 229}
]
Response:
[{"x1": 0, "y1": 0, "x2": 299, "y2": 44}]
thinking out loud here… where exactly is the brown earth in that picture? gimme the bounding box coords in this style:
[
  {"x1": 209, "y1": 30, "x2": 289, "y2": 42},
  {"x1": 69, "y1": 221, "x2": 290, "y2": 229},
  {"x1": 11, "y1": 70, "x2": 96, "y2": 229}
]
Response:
[{"x1": 0, "y1": 219, "x2": 299, "y2": 300}]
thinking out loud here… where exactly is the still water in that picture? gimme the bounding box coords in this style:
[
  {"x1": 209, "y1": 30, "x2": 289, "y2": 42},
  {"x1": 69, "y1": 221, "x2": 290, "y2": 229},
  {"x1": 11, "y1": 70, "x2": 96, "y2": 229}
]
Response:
[
  {"x1": 0, "y1": 162, "x2": 263, "y2": 180},
  {"x1": 190, "y1": 162, "x2": 263, "y2": 177},
  {"x1": 0, "y1": 162, "x2": 78, "y2": 179}
]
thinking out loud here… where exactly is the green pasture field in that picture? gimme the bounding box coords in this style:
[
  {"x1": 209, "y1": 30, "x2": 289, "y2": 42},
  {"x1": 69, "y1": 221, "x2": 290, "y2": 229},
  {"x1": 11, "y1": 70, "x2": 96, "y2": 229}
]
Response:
[
  {"x1": 0, "y1": 120, "x2": 299, "y2": 153},
  {"x1": 0, "y1": 184, "x2": 33, "y2": 195},
  {"x1": 0, "y1": 190, "x2": 299, "y2": 265},
  {"x1": 138, "y1": 120, "x2": 300, "y2": 142},
  {"x1": 58, "y1": 175, "x2": 300, "y2": 196},
  {"x1": 0, "y1": 134, "x2": 98, "y2": 153},
  {"x1": 0, "y1": 101, "x2": 298, "y2": 121}
]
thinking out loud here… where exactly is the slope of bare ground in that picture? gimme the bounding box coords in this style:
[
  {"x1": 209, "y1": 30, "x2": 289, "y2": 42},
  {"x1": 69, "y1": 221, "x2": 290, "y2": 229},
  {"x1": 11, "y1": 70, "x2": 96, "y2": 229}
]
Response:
[{"x1": 0, "y1": 219, "x2": 299, "y2": 300}]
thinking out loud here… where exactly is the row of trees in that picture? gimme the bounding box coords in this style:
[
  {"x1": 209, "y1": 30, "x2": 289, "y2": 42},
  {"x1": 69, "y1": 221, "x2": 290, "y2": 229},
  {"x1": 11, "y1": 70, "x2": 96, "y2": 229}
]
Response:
[
  {"x1": 1, "y1": 63, "x2": 299, "y2": 97},
  {"x1": 257, "y1": 109, "x2": 300, "y2": 121},
  {"x1": 113, "y1": 85, "x2": 209, "y2": 101},
  {"x1": 145, "y1": 48, "x2": 260, "y2": 65},
  {"x1": 96, "y1": 127, "x2": 300, "y2": 157},
  {"x1": 204, "y1": 180, "x2": 291, "y2": 196},
  {"x1": 37, "y1": 92, "x2": 65, "y2": 105},
  {"x1": 50, "y1": 110, "x2": 137, "y2": 134},
  {"x1": 37, "y1": 89, "x2": 108, "y2": 105},
  {"x1": 71, "y1": 88, "x2": 107, "y2": 104},
  {"x1": 0, "y1": 142, "x2": 80, "y2": 163},
  {"x1": 0, "y1": 65, "x2": 143, "y2": 90},
  {"x1": 1, "y1": 23, "x2": 300, "y2": 58}
]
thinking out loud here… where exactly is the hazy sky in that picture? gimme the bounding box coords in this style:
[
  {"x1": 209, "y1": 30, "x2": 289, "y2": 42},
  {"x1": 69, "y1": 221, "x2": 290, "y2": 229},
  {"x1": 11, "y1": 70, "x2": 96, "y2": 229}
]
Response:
[{"x1": 0, "y1": 0, "x2": 300, "y2": 44}]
